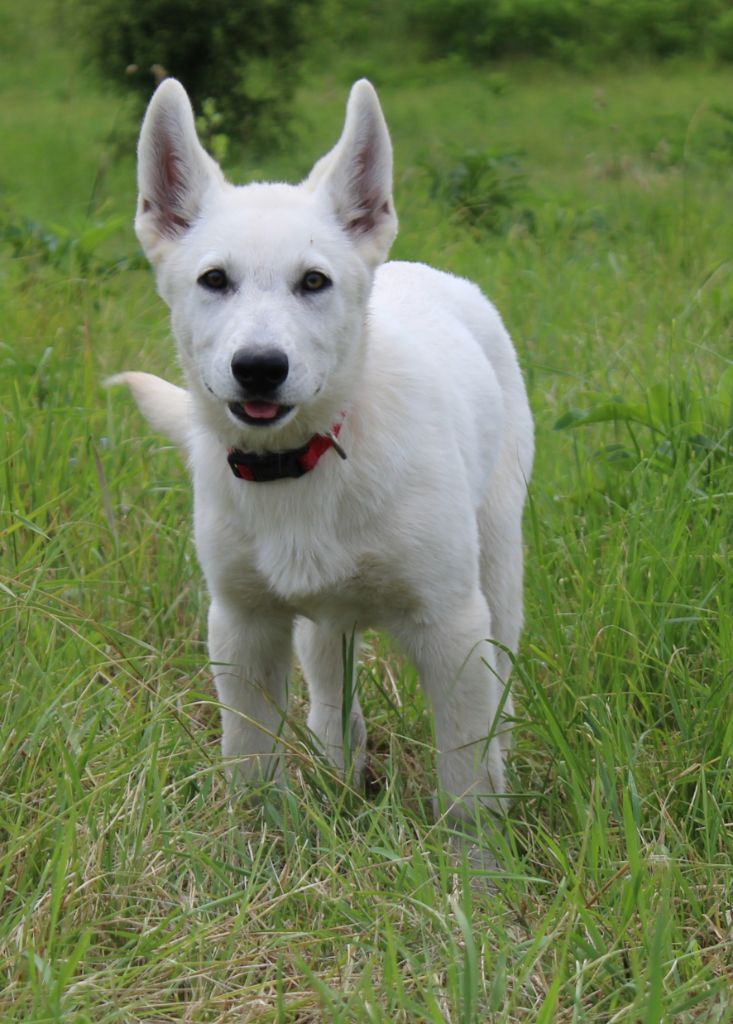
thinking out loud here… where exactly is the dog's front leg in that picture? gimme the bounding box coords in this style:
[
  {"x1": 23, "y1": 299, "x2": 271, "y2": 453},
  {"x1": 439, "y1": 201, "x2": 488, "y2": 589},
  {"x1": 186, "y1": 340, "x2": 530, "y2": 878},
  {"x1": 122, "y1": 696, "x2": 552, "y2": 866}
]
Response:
[
  {"x1": 295, "y1": 619, "x2": 367, "y2": 781},
  {"x1": 398, "y1": 590, "x2": 509, "y2": 824},
  {"x1": 208, "y1": 599, "x2": 293, "y2": 786}
]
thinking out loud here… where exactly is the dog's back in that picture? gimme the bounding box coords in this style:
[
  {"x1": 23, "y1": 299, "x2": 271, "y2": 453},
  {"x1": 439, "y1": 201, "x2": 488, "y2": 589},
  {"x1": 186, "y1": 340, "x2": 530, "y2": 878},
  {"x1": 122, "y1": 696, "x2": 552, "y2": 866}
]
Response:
[{"x1": 366, "y1": 261, "x2": 534, "y2": 682}]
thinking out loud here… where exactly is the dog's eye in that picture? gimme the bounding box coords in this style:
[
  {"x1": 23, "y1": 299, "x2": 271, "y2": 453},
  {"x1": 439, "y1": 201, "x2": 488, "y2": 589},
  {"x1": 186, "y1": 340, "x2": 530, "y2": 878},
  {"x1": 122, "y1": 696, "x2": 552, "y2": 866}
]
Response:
[
  {"x1": 198, "y1": 268, "x2": 229, "y2": 291},
  {"x1": 301, "y1": 270, "x2": 331, "y2": 293}
]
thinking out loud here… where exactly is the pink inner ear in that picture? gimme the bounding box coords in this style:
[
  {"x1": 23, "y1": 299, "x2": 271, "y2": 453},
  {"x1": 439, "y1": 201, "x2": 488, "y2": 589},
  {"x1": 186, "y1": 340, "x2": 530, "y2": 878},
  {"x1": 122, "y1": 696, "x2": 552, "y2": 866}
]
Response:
[
  {"x1": 347, "y1": 196, "x2": 390, "y2": 237},
  {"x1": 340, "y1": 129, "x2": 391, "y2": 237},
  {"x1": 162, "y1": 139, "x2": 183, "y2": 194},
  {"x1": 151, "y1": 138, "x2": 191, "y2": 236},
  {"x1": 347, "y1": 213, "x2": 374, "y2": 236}
]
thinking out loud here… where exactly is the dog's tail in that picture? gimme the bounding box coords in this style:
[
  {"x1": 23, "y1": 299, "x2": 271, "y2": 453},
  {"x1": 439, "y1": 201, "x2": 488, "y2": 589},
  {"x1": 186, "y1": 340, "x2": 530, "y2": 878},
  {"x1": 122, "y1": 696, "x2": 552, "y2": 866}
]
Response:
[{"x1": 106, "y1": 371, "x2": 190, "y2": 449}]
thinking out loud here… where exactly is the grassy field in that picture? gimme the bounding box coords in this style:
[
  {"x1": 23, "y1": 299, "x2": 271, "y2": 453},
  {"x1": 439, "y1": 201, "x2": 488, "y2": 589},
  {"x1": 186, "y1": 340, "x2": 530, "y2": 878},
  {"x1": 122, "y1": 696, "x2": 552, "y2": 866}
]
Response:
[{"x1": 2, "y1": 4, "x2": 733, "y2": 1022}]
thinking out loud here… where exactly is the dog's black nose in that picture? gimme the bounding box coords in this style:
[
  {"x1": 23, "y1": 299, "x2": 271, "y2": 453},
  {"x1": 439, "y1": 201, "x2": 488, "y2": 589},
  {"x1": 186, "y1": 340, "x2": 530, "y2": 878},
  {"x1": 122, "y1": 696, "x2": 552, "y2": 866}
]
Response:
[{"x1": 231, "y1": 348, "x2": 289, "y2": 392}]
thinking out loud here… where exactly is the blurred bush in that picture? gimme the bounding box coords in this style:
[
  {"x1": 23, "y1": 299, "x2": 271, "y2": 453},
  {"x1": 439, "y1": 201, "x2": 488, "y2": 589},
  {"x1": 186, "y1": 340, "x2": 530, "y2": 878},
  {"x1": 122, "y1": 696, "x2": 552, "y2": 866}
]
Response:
[
  {"x1": 408, "y1": 0, "x2": 733, "y2": 65},
  {"x1": 76, "y1": 0, "x2": 321, "y2": 148},
  {"x1": 423, "y1": 148, "x2": 533, "y2": 234}
]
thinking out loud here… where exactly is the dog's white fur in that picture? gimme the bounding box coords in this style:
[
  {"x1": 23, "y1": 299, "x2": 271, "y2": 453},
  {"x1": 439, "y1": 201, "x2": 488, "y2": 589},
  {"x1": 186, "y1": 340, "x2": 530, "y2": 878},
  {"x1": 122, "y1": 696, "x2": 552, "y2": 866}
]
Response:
[{"x1": 113, "y1": 78, "x2": 533, "y2": 819}]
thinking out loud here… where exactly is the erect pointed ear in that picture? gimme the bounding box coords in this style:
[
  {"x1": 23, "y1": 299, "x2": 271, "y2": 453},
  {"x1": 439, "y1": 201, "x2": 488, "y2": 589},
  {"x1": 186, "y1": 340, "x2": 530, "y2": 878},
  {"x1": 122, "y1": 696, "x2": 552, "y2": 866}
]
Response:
[
  {"x1": 306, "y1": 79, "x2": 397, "y2": 266},
  {"x1": 135, "y1": 78, "x2": 225, "y2": 263}
]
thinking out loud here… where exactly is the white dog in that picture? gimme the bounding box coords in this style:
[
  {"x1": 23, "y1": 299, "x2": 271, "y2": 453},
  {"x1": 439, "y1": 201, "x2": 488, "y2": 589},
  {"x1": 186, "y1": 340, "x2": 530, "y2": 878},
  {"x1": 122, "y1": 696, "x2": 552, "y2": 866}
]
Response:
[{"x1": 112, "y1": 78, "x2": 534, "y2": 820}]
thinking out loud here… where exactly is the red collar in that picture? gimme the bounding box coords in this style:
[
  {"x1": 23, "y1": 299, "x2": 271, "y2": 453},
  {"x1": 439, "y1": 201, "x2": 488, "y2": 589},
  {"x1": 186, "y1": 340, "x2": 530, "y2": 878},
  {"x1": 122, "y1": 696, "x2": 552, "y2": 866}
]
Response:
[{"x1": 227, "y1": 421, "x2": 346, "y2": 482}]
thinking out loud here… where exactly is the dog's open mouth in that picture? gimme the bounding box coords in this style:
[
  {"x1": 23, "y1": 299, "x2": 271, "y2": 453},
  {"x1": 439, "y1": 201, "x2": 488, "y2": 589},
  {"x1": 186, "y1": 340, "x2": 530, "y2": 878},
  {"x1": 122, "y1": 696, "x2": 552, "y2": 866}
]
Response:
[{"x1": 228, "y1": 400, "x2": 293, "y2": 426}]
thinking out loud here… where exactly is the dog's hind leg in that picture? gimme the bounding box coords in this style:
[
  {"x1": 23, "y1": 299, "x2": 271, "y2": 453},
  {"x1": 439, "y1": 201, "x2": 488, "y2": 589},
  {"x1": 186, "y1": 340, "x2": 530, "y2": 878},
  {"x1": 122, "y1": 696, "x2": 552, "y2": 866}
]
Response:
[
  {"x1": 295, "y1": 618, "x2": 367, "y2": 781},
  {"x1": 208, "y1": 600, "x2": 293, "y2": 786},
  {"x1": 396, "y1": 589, "x2": 508, "y2": 824},
  {"x1": 478, "y1": 492, "x2": 527, "y2": 752}
]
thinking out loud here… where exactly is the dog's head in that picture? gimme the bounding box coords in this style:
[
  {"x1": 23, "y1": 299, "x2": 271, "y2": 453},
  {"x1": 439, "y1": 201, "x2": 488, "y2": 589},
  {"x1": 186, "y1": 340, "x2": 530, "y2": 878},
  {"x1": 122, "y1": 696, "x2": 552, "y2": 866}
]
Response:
[{"x1": 135, "y1": 78, "x2": 397, "y2": 449}]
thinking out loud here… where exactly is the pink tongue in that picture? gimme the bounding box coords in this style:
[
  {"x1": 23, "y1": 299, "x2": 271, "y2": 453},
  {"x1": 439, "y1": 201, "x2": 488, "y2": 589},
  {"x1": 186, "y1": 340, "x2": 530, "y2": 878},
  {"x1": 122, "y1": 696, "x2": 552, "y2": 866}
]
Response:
[{"x1": 243, "y1": 401, "x2": 280, "y2": 420}]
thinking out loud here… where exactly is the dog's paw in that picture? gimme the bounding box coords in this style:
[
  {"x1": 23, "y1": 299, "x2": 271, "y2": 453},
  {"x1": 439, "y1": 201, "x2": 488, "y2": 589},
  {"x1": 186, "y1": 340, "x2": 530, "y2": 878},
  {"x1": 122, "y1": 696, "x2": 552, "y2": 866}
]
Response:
[{"x1": 221, "y1": 749, "x2": 287, "y2": 792}]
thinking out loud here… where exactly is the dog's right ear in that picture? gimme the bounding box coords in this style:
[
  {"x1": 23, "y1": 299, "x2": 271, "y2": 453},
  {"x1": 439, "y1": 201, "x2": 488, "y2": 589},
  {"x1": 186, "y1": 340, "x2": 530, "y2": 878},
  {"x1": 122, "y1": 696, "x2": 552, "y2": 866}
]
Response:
[{"x1": 135, "y1": 79, "x2": 225, "y2": 263}]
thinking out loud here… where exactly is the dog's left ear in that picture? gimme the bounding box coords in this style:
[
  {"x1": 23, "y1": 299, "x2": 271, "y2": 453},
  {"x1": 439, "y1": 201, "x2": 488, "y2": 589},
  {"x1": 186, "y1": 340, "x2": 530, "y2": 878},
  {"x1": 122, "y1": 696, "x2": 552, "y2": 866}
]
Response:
[{"x1": 306, "y1": 79, "x2": 397, "y2": 266}]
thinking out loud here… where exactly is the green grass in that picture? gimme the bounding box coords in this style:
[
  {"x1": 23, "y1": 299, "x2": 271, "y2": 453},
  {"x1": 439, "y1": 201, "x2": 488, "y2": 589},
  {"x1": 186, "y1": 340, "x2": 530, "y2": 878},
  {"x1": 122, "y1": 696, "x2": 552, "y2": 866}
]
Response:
[{"x1": 2, "y1": 5, "x2": 733, "y2": 1021}]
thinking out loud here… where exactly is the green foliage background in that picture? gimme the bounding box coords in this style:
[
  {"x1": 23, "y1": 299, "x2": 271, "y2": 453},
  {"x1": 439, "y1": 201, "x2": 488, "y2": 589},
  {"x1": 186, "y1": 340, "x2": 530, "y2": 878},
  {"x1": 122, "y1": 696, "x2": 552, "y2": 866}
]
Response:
[
  {"x1": 414, "y1": 0, "x2": 733, "y2": 64},
  {"x1": 70, "y1": 0, "x2": 733, "y2": 145},
  {"x1": 75, "y1": 0, "x2": 320, "y2": 144}
]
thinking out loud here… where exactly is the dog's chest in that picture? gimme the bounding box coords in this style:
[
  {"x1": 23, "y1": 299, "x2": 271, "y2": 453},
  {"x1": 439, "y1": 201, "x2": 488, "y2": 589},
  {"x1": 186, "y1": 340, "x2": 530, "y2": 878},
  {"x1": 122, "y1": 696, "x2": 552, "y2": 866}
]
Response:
[
  {"x1": 290, "y1": 552, "x2": 424, "y2": 628},
  {"x1": 261, "y1": 529, "x2": 423, "y2": 627},
  {"x1": 198, "y1": 500, "x2": 423, "y2": 629}
]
